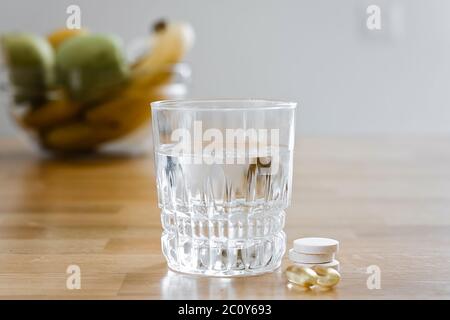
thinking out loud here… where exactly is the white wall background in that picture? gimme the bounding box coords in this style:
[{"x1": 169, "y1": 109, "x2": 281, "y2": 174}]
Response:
[{"x1": 1, "y1": 0, "x2": 450, "y2": 136}]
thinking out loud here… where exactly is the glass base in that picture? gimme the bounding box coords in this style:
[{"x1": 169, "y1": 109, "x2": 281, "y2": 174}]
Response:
[
  {"x1": 161, "y1": 223, "x2": 286, "y2": 277},
  {"x1": 167, "y1": 260, "x2": 283, "y2": 277}
]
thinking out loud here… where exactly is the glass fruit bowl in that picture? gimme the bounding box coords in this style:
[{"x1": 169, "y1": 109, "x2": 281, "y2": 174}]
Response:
[
  {"x1": 0, "y1": 63, "x2": 190, "y2": 155},
  {"x1": 0, "y1": 20, "x2": 194, "y2": 156}
]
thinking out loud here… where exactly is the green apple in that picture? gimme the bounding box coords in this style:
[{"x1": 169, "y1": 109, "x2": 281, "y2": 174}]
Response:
[
  {"x1": 1, "y1": 33, "x2": 55, "y2": 104},
  {"x1": 55, "y1": 34, "x2": 129, "y2": 102}
]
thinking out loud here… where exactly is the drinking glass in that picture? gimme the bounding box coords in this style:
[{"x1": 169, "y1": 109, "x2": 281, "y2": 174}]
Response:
[{"x1": 151, "y1": 99, "x2": 297, "y2": 276}]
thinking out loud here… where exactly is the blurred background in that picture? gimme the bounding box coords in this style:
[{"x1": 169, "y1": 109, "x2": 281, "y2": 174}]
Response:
[{"x1": 1, "y1": 0, "x2": 450, "y2": 137}]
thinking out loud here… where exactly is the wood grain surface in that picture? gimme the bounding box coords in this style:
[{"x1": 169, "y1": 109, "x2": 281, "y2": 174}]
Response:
[{"x1": 0, "y1": 137, "x2": 449, "y2": 299}]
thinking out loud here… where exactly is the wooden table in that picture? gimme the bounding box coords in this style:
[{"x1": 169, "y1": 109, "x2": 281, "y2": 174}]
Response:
[{"x1": 0, "y1": 137, "x2": 449, "y2": 299}]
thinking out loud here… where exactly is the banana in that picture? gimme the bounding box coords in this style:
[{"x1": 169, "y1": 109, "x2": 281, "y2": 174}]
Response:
[
  {"x1": 44, "y1": 106, "x2": 151, "y2": 151},
  {"x1": 130, "y1": 65, "x2": 174, "y2": 90},
  {"x1": 44, "y1": 90, "x2": 155, "y2": 151},
  {"x1": 23, "y1": 91, "x2": 81, "y2": 129},
  {"x1": 103, "y1": 95, "x2": 152, "y2": 134},
  {"x1": 131, "y1": 20, "x2": 194, "y2": 85},
  {"x1": 43, "y1": 122, "x2": 101, "y2": 151},
  {"x1": 85, "y1": 82, "x2": 163, "y2": 125}
]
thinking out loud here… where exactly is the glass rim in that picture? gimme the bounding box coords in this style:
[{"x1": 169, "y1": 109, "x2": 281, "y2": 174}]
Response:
[{"x1": 150, "y1": 99, "x2": 297, "y2": 111}]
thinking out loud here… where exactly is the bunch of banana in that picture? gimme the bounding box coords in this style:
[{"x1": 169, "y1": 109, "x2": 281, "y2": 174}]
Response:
[{"x1": 1, "y1": 20, "x2": 194, "y2": 153}]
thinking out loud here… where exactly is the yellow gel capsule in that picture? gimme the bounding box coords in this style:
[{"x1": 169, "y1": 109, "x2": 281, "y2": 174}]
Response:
[
  {"x1": 286, "y1": 265, "x2": 318, "y2": 287},
  {"x1": 314, "y1": 266, "x2": 341, "y2": 288}
]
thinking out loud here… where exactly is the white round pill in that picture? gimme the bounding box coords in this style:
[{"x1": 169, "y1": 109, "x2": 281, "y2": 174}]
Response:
[
  {"x1": 293, "y1": 237, "x2": 339, "y2": 254},
  {"x1": 288, "y1": 249, "x2": 334, "y2": 264},
  {"x1": 294, "y1": 259, "x2": 340, "y2": 272}
]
